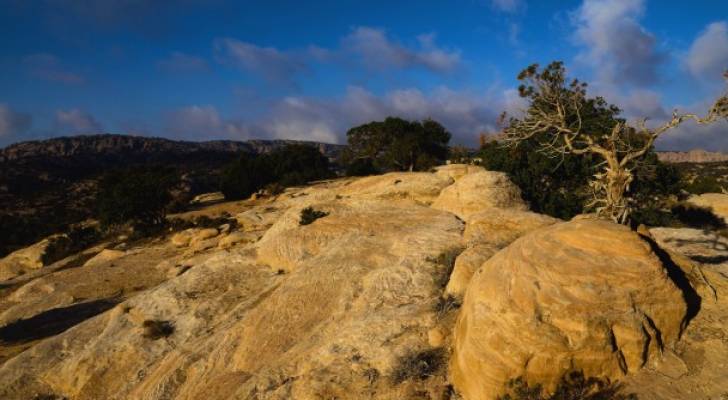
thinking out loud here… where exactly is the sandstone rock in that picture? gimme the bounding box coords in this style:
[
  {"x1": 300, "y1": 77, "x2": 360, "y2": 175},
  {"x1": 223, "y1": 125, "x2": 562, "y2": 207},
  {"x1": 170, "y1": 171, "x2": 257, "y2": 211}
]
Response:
[
  {"x1": 256, "y1": 200, "x2": 464, "y2": 272},
  {"x1": 687, "y1": 193, "x2": 728, "y2": 224},
  {"x1": 444, "y1": 243, "x2": 499, "y2": 299},
  {"x1": 464, "y1": 208, "x2": 560, "y2": 247},
  {"x1": 650, "y1": 227, "x2": 728, "y2": 264},
  {"x1": 190, "y1": 191, "x2": 225, "y2": 205},
  {"x1": 338, "y1": 172, "x2": 453, "y2": 205},
  {"x1": 0, "y1": 197, "x2": 463, "y2": 399},
  {"x1": 433, "y1": 164, "x2": 484, "y2": 181},
  {"x1": 217, "y1": 231, "x2": 258, "y2": 249},
  {"x1": 190, "y1": 228, "x2": 219, "y2": 245},
  {"x1": 0, "y1": 234, "x2": 71, "y2": 281},
  {"x1": 450, "y1": 219, "x2": 689, "y2": 400},
  {"x1": 83, "y1": 249, "x2": 125, "y2": 268},
  {"x1": 431, "y1": 170, "x2": 527, "y2": 221},
  {"x1": 170, "y1": 229, "x2": 196, "y2": 248},
  {"x1": 235, "y1": 208, "x2": 282, "y2": 231}
]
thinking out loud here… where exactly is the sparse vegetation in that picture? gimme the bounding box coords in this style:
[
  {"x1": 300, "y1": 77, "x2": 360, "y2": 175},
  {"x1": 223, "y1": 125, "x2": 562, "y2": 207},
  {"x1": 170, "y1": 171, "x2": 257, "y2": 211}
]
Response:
[
  {"x1": 299, "y1": 207, "x2": 329, "y2": 225},
  {"x1": 342, "y1": 117, "x2": 451, "y2": 172},
  {"x1": 391, "y1": 348, "x2": 446, "y2": 384},
  {"x1": 221, "y1": 144, "x2": 333, "y2": 200},
  {"x1": 497, "y1": 371, "x2": 637, "y2": 400},
  {"x1": 142, "y1": 320, "x2": 175, "y2": 340},
  {"x1": 96, "y1": 166, "x2": 177, "y2": 230}
]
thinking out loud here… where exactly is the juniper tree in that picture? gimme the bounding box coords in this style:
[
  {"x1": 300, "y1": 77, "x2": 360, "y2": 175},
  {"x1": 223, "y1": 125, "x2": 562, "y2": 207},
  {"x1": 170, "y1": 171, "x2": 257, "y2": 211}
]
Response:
[{"x1": 502, "y1": 62, "x2": 728, "y2": 224}]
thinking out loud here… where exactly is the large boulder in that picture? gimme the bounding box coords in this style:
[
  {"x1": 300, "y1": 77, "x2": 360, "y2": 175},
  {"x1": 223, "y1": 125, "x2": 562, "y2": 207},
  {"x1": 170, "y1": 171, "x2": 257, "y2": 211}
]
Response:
[
  {"x1": 431, "y1": 171, "x2": 527, "y2": 221},
  {"x1": 687, "y1": 193, "x2": 728, "y2": 224},
  {"x1": 450, "y1": 219, "x2": 689, "y2": 400}
]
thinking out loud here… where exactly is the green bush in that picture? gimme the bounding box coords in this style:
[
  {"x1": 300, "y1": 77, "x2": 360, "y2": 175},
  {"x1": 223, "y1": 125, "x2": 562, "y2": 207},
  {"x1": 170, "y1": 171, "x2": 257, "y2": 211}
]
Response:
[
  {"x1": 342, "y1": 117, "x2": 450, "y2": 172},
  {"x1": 299, "y1": 207, "x2": 328, "y2": 225},
  {"x1": 220, "y1": 144, "x2": 333, "y2": 200},
  {"x1": 96, "y1": 166, "x2": 177, "y2": 230},
  {"x1": 345, "y1": 157, "x2": 379, "y2": 176},
  {"x1": 481, "y1": 140, "x2": 684, "y2": 224},
  {"x1": 685, "y1": 175, "x2": 725, "y2": 194}
]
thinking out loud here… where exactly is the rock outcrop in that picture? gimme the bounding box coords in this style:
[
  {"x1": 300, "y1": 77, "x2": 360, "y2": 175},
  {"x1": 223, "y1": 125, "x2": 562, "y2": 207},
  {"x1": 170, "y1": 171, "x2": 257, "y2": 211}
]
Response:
[
  {"x1": 0, "y1": 234, "x2": 71, "y2": 281},
  {"x1": 431, "y1": 170, "x2": 527, "y2": 221},
  {"x1": 657, "y1": 149, "x2": 728, "y2": 163},
  {"x1": 450, "y1": 219, "x2": 689, "y2": 400},
  {"x1": 2, "y1": 166, "x2": 726, "y2": 400}
]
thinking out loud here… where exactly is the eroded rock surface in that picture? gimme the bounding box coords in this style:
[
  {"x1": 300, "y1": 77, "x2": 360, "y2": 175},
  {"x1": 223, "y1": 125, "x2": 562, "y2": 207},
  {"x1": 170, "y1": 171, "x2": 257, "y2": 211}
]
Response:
[
  {"x1": 1, "y1": 167, "x2": 727, "y2": 400},
  {"x1": 450, "y1": 219, "x2": 689, "y2": 400},
  {"x1": 431, "y1": 170, "x2": 527, "y2": 221}
]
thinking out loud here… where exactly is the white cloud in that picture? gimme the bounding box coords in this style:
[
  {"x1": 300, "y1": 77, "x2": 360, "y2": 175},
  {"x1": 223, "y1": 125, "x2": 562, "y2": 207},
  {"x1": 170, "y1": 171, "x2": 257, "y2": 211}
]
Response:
[
  {"x1": 687, "y1": 21, "x2": 728, "y2": 80},
  {"x1": 342, "y1": 27, "x2": 461, "y2": 73},
  {"x1": 55, "y1": 109, "x2": 102, "y2": 133},
  {"x1": 213, "y1": 38, "x2": 306, "y2": 85},
  {"x1": 491, "y1": 0, "x2": 523, "y2": 13},
  {"x1": 157, "y1": 51, "x2": 208, "y2": 72},
  {"x1": 167, "y1": 105, "x2": 250, "y2": 140},
  {"x1": 254, "y1": 85, "x2": 506, "y2": 145},
  {"x1": 23, "y1": 53, "x2": 85, "y2": 84},
  {"x1": 0, "y1": 104, "x2": 32, "y2": 137},
  {"x1": 572, "y1": 0, "x2": 664, "y2": 87}
]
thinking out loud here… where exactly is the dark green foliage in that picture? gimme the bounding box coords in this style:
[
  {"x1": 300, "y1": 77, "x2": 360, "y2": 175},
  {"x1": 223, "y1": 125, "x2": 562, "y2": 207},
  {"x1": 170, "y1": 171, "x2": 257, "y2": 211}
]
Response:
[
  {"x1": 480, "y1": 140, "x2": 593, "y2": 219},
  {"x1": 343, "y1": 117, "x2": 451, "y2": 172},
  {"x1": 672, "y1": 203, "x2": 726, "y2": 229},
  {"x1": 483, "y1": 61, "x2": 684, "y2": 222},
  {"x1": 142, "y1": 319, "x2": 175, "y2": 340},
  {"x1": 96, "y1": 166, "x2": 177, "y2": 229},
  {"x1": 220, "y1": 144, "x2": 332, "y2": 200},
  {"x1": 345, "y1": 157, "x2": 380, "y2": 176},
  {"x1": 391, "y1": 348, "x2": 446, "y2": 384},
  {"x1": 498, "y1": 371, "x2": 637, "y2": 400},
  {"x1": 685, "y1": 175, "x2": 725, "y2": 194},
  {"x1": 299, "y1": 207, "x2": 329, "y2": 226},
  {"x1": 219, "y1": 153, "x2": 274, "y2": 200}
]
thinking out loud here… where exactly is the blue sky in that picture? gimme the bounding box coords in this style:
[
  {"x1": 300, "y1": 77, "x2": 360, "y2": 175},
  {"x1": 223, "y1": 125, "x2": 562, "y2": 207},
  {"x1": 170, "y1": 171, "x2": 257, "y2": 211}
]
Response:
[{"x1": 0, "y1": 0, "x2": 727, "y2": 149}]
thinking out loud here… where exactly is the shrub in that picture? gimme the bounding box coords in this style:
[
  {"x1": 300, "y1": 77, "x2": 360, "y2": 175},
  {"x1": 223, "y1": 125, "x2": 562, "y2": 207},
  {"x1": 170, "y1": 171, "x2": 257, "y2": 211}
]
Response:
[
  {"x1": 96, "y1": 166, "x2": 177, "y2": 229},
  {"x1": 685, "y1": 175, "x2": 725, "y2": 194},
  {"x1": 299, "y1": 207, "x2": 328, "y2": 226},
  {"x1": 220, "y1": 144, "x2": 333, "y2": 200},
  {"x1": 498, "y1": 371, "x2": 637, "y2": 400},
  {"x1": 391, "y1": 348, "x2": 446, "y2": 384},
  {"x1": 345, "y1": 158, "x2": 379, "y2": 176},
  {"x1": 343, "y1": 117, "x2": 451, "y2": 172},
  {"x1": 142, "y1": 320, "x2": 174, "y2": 340}
]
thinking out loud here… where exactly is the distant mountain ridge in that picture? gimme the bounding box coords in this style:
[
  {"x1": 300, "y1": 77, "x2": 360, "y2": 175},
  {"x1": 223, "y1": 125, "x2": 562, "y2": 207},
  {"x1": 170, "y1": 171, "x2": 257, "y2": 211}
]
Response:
[
  {"x1": 0, "y1": 134, "x2": 344, "y2": 162},
  {"x1": 657, "y1": 149, "x2": 728, "y2": 163},
  {"x1": 0, "y1": 134, "x2": 345, "y2": 258}
]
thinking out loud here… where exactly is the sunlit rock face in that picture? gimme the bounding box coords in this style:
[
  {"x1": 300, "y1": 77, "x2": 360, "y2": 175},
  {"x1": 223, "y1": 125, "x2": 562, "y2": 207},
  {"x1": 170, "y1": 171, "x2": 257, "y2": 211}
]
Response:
[{"x1": 450, "y1": 219, "x2": 689, "y2": 400}]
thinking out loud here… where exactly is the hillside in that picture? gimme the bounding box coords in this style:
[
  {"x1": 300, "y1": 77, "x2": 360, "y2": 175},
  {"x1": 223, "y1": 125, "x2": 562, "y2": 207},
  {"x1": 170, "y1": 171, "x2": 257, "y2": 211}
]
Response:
[
  {"x1": 0, "y1": 134, "x2": 345, "y2": 257},
  {"x1": 0, "y1": 165, "x2": 726, "y2": 399},
  {"x1": 657, "y1": 149, "x2": 728, "y2": 163}
]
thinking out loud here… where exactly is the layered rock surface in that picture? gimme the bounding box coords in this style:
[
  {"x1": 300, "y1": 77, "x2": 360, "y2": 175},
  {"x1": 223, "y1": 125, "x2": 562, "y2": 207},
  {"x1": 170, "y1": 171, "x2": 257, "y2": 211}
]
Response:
[
  {"x1": 0, "y1": 165, "x2": 726, "y2": 400},
  {"x1": 450, "y1": 219, "x2": 689, "y2": 400}
]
